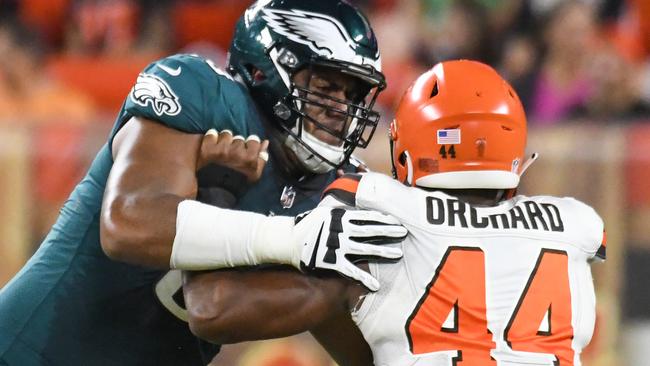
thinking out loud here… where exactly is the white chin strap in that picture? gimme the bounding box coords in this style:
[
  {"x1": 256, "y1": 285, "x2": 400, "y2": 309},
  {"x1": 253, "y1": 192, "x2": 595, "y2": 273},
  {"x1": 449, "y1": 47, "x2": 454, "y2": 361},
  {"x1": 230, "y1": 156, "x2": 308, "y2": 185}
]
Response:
[{"x1": 285, "y1": 127, "x2": 345, "y2": 174}]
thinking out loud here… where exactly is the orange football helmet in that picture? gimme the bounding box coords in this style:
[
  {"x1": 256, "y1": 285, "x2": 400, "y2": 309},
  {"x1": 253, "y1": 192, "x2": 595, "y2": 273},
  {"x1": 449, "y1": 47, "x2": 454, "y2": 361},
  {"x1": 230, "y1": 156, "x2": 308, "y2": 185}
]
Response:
[{"x1": 390, "y1": 60, "x2": 533, "y2": 189}]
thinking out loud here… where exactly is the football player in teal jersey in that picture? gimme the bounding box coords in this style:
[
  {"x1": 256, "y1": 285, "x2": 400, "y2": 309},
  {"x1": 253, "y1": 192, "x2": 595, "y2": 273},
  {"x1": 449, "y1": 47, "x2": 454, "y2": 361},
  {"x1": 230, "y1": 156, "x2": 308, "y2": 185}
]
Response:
[{"x1": 0, "y1": 1, "x2": 404, "y2": 365}]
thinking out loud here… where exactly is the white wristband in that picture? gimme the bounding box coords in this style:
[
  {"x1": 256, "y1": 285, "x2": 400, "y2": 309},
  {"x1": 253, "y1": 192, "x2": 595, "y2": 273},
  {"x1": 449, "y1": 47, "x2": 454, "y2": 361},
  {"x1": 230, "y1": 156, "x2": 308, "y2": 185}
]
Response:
[{"x1": 170, "y1": 200, "x2": 299, "y2": 270}]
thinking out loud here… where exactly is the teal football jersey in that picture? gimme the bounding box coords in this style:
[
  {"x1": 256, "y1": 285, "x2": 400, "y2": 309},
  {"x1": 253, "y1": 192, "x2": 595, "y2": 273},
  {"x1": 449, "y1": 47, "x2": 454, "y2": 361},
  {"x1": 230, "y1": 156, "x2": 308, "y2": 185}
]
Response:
[{"x1": 0, "y1": 54, "x2": 345, "y2": 365}]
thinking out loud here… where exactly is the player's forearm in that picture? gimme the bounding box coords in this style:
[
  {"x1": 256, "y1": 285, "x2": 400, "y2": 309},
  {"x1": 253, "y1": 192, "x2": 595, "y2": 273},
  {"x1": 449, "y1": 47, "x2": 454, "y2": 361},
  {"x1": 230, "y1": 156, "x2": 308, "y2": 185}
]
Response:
[
  {"x1": 100, "y1": 193, "x2": 190, "y2": 268},
  {"x1": 183, "y1": 267, "x2": 354, "y2": 344},
  {"x1": 311, "y1": 310, "x2": 374, "y2": 366}
]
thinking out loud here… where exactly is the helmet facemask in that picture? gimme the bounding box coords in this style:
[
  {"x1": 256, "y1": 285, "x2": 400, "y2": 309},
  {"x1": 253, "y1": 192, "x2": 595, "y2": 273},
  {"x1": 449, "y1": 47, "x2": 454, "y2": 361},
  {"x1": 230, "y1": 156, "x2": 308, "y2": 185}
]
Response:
[{"x1": 279, "y1": 60, "x2": 384, "y2": 173}]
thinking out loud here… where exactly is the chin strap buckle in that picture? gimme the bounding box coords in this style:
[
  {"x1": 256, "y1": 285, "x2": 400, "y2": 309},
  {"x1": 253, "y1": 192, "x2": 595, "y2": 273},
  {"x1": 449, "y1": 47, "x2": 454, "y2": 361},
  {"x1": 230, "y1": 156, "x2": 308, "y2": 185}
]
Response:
[
  {"x1": 273, "y1": 102, "x2": 292, "y2": 120},
  {"x1": 519, "y1": 152, "x2": 539, "y2": 177}
]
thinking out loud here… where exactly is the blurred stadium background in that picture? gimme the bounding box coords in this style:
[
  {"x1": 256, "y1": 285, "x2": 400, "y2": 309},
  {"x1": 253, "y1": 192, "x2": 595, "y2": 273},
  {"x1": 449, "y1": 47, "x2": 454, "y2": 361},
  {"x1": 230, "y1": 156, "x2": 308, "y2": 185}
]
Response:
[{"x1": 0, "y1": 0, "x2": 648, "y2": 365}]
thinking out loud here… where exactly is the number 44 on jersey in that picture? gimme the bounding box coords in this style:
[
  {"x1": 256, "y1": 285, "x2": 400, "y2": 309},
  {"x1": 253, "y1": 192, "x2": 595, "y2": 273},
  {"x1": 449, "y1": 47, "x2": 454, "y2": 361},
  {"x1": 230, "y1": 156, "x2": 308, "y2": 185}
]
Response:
[{"x1": 406, "y1": 247, "x2": 574, "y2": 365}]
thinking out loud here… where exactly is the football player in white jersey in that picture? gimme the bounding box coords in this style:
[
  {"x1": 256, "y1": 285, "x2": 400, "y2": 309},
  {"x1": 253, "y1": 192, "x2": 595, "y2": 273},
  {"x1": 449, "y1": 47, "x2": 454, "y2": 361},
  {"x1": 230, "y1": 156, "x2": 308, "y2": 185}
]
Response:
[
  {"x1": 322, "y1": 60, "x2": 606, "y2": 366},
  {"x1": 181, "y1": 60, "x2": 605, "y2": 366}
]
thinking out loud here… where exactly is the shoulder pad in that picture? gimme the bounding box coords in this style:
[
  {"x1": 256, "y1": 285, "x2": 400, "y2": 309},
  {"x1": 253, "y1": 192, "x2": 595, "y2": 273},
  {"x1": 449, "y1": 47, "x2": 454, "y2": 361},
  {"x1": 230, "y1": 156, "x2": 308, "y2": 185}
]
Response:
[
  {"x1": 354, "y1": 172, "x2": 418, "y2": 221},
  {"x1": 530, "y1": 196, "x2": 605, "y2": 259},
  {"x1": 124, "y1": 54, "x2": 256, "y2": 135}
]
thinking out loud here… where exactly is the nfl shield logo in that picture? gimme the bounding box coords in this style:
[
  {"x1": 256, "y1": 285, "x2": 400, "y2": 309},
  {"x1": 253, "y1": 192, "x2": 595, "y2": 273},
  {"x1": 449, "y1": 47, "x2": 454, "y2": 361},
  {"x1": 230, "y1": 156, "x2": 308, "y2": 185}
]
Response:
[{"x1": 280, "y1": 185, "x2": 296, "y2": 209}]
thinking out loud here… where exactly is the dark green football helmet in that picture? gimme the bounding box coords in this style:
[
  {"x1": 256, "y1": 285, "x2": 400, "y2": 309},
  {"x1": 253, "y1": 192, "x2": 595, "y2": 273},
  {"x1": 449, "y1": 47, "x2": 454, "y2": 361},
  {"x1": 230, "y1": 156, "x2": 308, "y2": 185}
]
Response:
[{"x1": 228, "y1": 0, "x2": 386, "y2": 173}]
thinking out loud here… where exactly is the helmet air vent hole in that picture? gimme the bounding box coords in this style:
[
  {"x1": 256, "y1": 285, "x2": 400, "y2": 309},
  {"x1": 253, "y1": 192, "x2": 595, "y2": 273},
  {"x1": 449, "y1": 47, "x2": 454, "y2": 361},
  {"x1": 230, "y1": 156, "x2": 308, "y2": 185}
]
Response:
[
  {"x1": 501, "y1": 125, "x2": 513, "y2": 131},
  {"x1": 253, "y1": 69, "x2": 266, "y2": 83},
  {"x1": 398, "y1": 151, "x2": 408, "y2": 166},
  {"x1": 508, "y1": 89, "x2": 515, "y2": 98},
  {"x1": 430, "y1": 81, "x2": 439, "y2": 98}
]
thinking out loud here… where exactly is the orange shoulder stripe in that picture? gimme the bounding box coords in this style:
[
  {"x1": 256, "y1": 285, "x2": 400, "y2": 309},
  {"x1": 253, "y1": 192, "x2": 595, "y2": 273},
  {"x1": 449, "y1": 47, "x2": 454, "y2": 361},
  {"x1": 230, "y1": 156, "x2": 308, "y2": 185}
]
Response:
[
  {"x1": 321, "y1": 173, "x2": 362, "y2": 205},
  {"x1": 324, "y1": 176, "x2": 360, "y2": 196}
]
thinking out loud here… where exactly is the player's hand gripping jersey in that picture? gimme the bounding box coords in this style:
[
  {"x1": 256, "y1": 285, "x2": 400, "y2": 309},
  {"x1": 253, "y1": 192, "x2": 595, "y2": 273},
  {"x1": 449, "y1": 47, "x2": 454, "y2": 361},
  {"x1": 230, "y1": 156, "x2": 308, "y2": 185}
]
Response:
[{"x1": 326, "y1": 173, "x2": 606, "y2": 366}]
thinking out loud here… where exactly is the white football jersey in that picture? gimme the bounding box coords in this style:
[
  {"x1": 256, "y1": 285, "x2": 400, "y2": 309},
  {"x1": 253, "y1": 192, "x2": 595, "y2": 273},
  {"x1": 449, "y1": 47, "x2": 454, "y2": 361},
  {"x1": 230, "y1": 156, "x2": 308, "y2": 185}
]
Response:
[{"x1": 323, "y1": 172, "x2": 605, "y2": 366}]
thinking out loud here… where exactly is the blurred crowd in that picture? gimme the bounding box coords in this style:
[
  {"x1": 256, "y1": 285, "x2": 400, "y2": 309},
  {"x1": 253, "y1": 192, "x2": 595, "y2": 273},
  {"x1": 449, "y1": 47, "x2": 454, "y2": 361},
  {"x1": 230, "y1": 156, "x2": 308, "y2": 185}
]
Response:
[
  {"x1": 1, "y1": 0, "x2": 649, "y2": 125},
  {"x1": 365, "y1": 0, "x2": 650, "y2": 124}
]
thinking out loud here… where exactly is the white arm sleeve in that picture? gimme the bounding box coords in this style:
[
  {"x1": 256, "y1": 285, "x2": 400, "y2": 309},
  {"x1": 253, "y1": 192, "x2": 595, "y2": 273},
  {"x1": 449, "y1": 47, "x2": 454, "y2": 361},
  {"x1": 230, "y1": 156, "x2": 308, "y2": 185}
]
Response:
[{"x1": 170, "y1": 200, "x2": 299, "y2": 270}]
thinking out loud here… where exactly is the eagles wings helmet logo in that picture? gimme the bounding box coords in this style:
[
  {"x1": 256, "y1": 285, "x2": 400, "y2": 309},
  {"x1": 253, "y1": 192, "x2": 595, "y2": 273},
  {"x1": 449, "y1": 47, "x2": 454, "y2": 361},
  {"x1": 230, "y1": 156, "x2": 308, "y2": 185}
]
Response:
[
  {"x1": 261, "y1": 8, "x2": 381, "y2": 70},
  {"x1": 130, "y1": 73, "x2": 181, "y2": 116}
]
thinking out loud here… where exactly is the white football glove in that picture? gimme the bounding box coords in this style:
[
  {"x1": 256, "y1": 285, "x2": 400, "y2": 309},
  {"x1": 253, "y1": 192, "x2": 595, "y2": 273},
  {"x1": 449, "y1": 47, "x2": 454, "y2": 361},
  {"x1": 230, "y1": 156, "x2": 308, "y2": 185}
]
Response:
[
  {"x1": 291, "y1": 206, "x2": 406, "y2": 291},
  {"x1": 171, "y1": 201, "x2": 406, "y2": 291}
]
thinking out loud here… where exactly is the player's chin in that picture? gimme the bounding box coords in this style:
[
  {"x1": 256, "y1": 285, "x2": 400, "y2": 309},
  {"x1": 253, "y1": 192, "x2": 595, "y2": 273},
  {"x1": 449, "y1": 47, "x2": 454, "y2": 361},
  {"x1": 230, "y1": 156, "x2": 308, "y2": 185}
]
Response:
[{"x1": 312, "y1": 129, "x2": 344, "y2": 147}]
